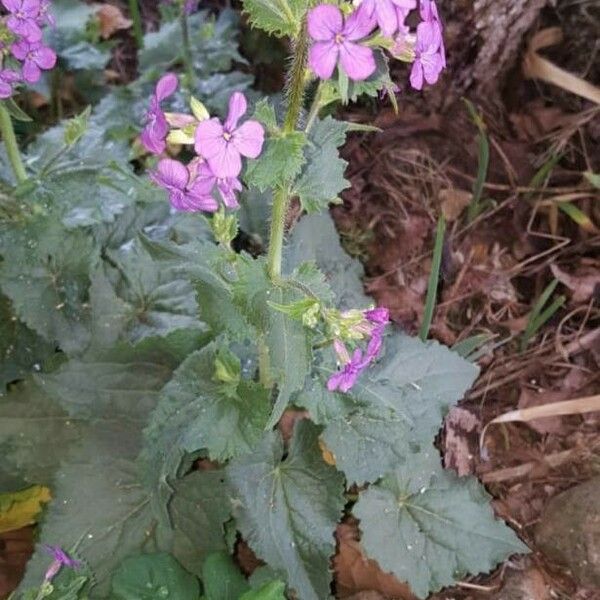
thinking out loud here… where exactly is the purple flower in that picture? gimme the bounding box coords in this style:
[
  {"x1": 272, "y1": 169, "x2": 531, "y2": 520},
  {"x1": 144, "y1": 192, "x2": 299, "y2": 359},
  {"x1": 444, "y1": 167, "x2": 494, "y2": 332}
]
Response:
[
  {"x1": 307, "y1": 4, "x2": 377, "y2": 81},
  {"x1": 194, "y1": 92, "x2": 264, "y2": 179},
  {"x1": 150, "y1": 158, "x2": 218, "y2": 213},
  {"x1": 10, "y1": 39, "x2": 56, "y2": 83},
  {"x1": 2, "y1": 0, "x2": 42, "y2": 42},
  {"x1": 365, "y1": 307, "x2": 390, "y2": 325},
  {"x1": 362, "y1": 0, "x2": 416, "y2": 37},
  {"x1": 36, "y1": 0, "x2": 55, "y2": 26},
  {"x1": 419, "y1": 0, "x2": 445, "y2": 66},
  {"x1": 140, "y1": 73, "x2": 178, "y2": 155},
  {"x1": 327, "y1": 307, "x2": 390, "y2": 393},
  {"x1": 409, "y1": 20, "x2": 444, "y2": 90},
  {"x1": 328, "y1": 348, "x2": 369, "y2": 392},
  {"x1": 193, "y1": 161, "x2": 242, "y2": 209},
  {"x1": 42, "y1": 545, "x2": 81, "y2": 583},
  {"x1": 0, "y1": 69, "x2": 20, "y2": 99}
]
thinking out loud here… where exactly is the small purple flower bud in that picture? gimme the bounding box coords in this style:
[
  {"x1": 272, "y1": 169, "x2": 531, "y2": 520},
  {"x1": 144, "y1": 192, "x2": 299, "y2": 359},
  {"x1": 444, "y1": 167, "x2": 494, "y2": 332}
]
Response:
[{"x1": 42, "y1": 545, "x2": 81, "y2": 583}]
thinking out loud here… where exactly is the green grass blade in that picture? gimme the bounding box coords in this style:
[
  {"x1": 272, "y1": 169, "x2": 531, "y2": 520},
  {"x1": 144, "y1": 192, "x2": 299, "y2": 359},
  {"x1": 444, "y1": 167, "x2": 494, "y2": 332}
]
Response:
[{"x1": 419, "y1": 214, "x2": 446, "y2": 342}]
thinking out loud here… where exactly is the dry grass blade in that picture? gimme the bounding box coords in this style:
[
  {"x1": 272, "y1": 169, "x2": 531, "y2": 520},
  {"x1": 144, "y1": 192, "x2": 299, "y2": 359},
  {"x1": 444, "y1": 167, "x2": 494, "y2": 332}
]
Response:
[
  {"x1": 481, "y1": 394, "x2": 600, "y2": 455},
  {"x1": 523, "y1": 28, "x2": 600, "y2": 104}
]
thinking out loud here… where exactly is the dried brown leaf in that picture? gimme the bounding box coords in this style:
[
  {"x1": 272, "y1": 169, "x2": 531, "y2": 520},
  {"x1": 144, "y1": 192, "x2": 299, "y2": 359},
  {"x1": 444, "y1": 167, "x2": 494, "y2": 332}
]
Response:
[
  {"x1": 334, "y1": 522, "x2": 416, "y2": 600},
  {"x1": 96, "y1": 5, "x2": 132, "y2": 39}
]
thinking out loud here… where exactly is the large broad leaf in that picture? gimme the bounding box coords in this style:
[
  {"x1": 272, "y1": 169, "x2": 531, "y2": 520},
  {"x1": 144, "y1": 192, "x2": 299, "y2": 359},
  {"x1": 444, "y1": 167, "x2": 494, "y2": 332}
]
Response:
[
  {"x1": 91, "y1": 238, "x2": 206, "y2": 347},
  {"x1": 139, "y1": 10, "x2": 244, "y2": 75},
  {"x1": 26, "y1": 122, "x2": 129, "y2": 173},
  {"x1": 226, "y1": 420, "x2": 345, "y2": 600},
  {"x1": 284, "y1": 212, "x2": 370, "y2": 310},
  {"x1": 0, "y1": 294, "x2": 55, "y2": 390},
  {"x1": 202, "y1": 552, "x2": 250, "y2": 600},
  {"x1": 242, "y1": 0, "x2": 308, "y2": 37},
  {"x1": 354, "y1": 449, "x2": 528, "y2": 598},
  {"x1": 17, "y1": 333, "x2": 203, "y2": 597},
  {"x1": 291, "y1": 118, "x2": 349, "y2": 214},
  {"x1": 169, "y1": 470, "x2": 231, "y2": 576},
  {"x1": 40, "y1": 329, "x2": 204, "y2": 419},
  {"x1": 0, "y1": 216, "x2": 98, "y2": 355},
  {"x1": 141, "y1": 342, "x2": 270, "y2": 518},
  {"x1": 311, "y1": 333, "x2": 479, "y2": 485},
  {"x1": 0, "y1": 379, "x2": 83, "y2": 490},
  {"x1": 44, "y1": 0, "x2": 110, "y2": 70},
  {"x1": 17, "y1": 423, "x2": 160, "y2": 598},
  {"x1": 111, "y1": 553, "x2": 200, "y2": 600}
]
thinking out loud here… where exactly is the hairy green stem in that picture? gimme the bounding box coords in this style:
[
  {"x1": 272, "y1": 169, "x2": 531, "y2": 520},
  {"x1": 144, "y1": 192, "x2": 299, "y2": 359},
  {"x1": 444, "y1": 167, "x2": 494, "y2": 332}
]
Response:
[
  {"x1": 128, "y1": 0, "x2": 144, "y2": 48},
  {"x1": 0, "y1": 104, "x2": 27, "y2": 183},
  {"x1": 180, "y1": 10, "x2": 196, "y2": 91},
  {"x1": 266, "y1": 21, "x2": 309, "y2": 280}
]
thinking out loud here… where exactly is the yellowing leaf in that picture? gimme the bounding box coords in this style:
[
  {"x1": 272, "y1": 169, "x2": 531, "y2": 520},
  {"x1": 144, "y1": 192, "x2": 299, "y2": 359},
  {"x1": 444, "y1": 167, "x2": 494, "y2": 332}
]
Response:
[
  {"x1": 319, "y1": 438, "x2": 336, "y2": 466},
  {"x1": 0, "y1": 485, "x2": 51, "y2": 533}
]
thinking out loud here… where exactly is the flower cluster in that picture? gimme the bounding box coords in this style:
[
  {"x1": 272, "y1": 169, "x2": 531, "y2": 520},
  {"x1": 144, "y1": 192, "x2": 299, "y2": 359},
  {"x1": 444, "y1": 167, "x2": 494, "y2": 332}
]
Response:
[
  {"x1": 0, "y1": 0, "x2": 56, "y2": 98},
  {"x1": 327, "y1": 307, "x2": 390, "y2": 392},
  {"x1": 141, "y1": 74, "x2": 264, "y2": 213},
  {"x1": 307, "y1": 0, "x2": 445, "y2": 90}
]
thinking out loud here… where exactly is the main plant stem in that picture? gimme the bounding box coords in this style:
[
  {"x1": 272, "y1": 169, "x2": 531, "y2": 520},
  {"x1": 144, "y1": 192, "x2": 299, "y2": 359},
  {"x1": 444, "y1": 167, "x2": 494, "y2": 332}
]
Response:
[
  {"x1": 0, "y1": 104, "x2": 27, "y2": 183},
  {"x1": 180, "y1": 10, "x2": 196, "y2": 91},
  {"x1": 266, "y1": 21, "x2": 309, "y2": 280}
]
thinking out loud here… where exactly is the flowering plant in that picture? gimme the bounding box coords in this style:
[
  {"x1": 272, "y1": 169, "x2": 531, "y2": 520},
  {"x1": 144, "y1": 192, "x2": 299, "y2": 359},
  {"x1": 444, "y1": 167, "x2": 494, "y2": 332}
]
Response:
[{"x1": 0, "y1": 2, "x2": 527, "y2": 599}]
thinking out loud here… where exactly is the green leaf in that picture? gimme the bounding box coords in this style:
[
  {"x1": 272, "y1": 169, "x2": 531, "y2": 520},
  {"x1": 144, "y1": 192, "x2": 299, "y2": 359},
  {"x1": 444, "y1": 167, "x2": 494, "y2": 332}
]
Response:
[
  {"x1": 244, "y1": 131, "x2": 306, "y2": 191},
  {"x1": 240, "y1": 580, "x2": 286, "y2": 600},
  {"x1": 0, "y1": 294, "x2": 55, "y2": 390},
  {"x1": 39, "y1": 329, "x2": 202, "y2": 425},
  {"x1": 318, "y1": 333, "x2": 479, "y2": 484},
  {"x1": 252, "y1": 98, "x2": 278, "y2": 132},
  {"x1": 226, "y1": 420, "x2": 345, "y2": 600},
  {"x1": 242, "y1": 0, "x2": 307, "y2": 37},
  {"x1": 284, "y1": 212, "x2": 370, "y2": 310},
  {"x1": 354, "y1": 449, "x2": 528, "y2": 598},
  {"x1": 264, "y1": 284, "x2": 311, "y2": 428},
  {"x1": 17, "y1": 423, "x2": 158, "y2": 598},
  {"x1": 232, "y1": 256, "x2": 311, "y2": 427},
  {"x1": 91, "y1": 238, "x2": 206, "y2": 347},
  {"x1": 139, "y1": 10, "x2": 244, "y2": 75},
  {"x1": 141, "y1": 342, "x2": 270, "y2": 520},
  {"x1": 170, "y1": 470, "x2": 231, "y2": 576},
  {"x1": 0, "y1": 216, "x2": 98, "y2": 355},
  {"x1": 202, "y1": 552, "x2": 250, "y2": 600},
  {"x1": 0, "y1": 379, "x2": 83, "y2": 489},
  {"x1": 292, "y1": 117, "x2": 349, "y2": 213},
  {"x1": 111, "y1": 553, "x2": 200, "y2": 600},
  {"x1": 64, "y1": 105, "x2": 92, "y2": 146},
  {"x1": 2, "y1": 98, "x2": 32, "y2": 122},
  {"x1": 44, "y1": 0, "x2": 110, "y2": 70}
]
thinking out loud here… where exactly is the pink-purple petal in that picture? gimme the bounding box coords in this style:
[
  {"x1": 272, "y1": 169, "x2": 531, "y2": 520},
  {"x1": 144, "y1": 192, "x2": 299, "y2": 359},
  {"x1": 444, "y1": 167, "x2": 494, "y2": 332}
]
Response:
[
  {"x1": 342, "y1": 3, "x2": 377, "y2": 41},
  {"x1": 34, "y1": 45, "x2": 56, "y2": 69},
  {"x1": 207, "y1": 142, "x2": 243, "y2": 179},
  {"x1": 224, "y1": 91, "x2": 247, "y2": 131},
  {"x1": 307, "y1": 4, "x2": 343, "y2": 41},
  {"x1": 309, "y1": 40, "x2": 339, "y2": 80},
  {"x1": 154, "y1": 158, "x2": 189, "y2": 190},
  {"x1": 155, "y1": 73, "x2": 178, "y2": 101},
  {"x1": 231, "y1": 120, "x2": 264, "y2": 159},
  {"x1": 194, "y1": 118, "x2": 226, "y2": 159},
  {"x1": 339, "y1": 42, "x2": 376, "y2": 81},
  {"x1": 410, "y1": 61, "x2": 424, "y2": 90}
]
